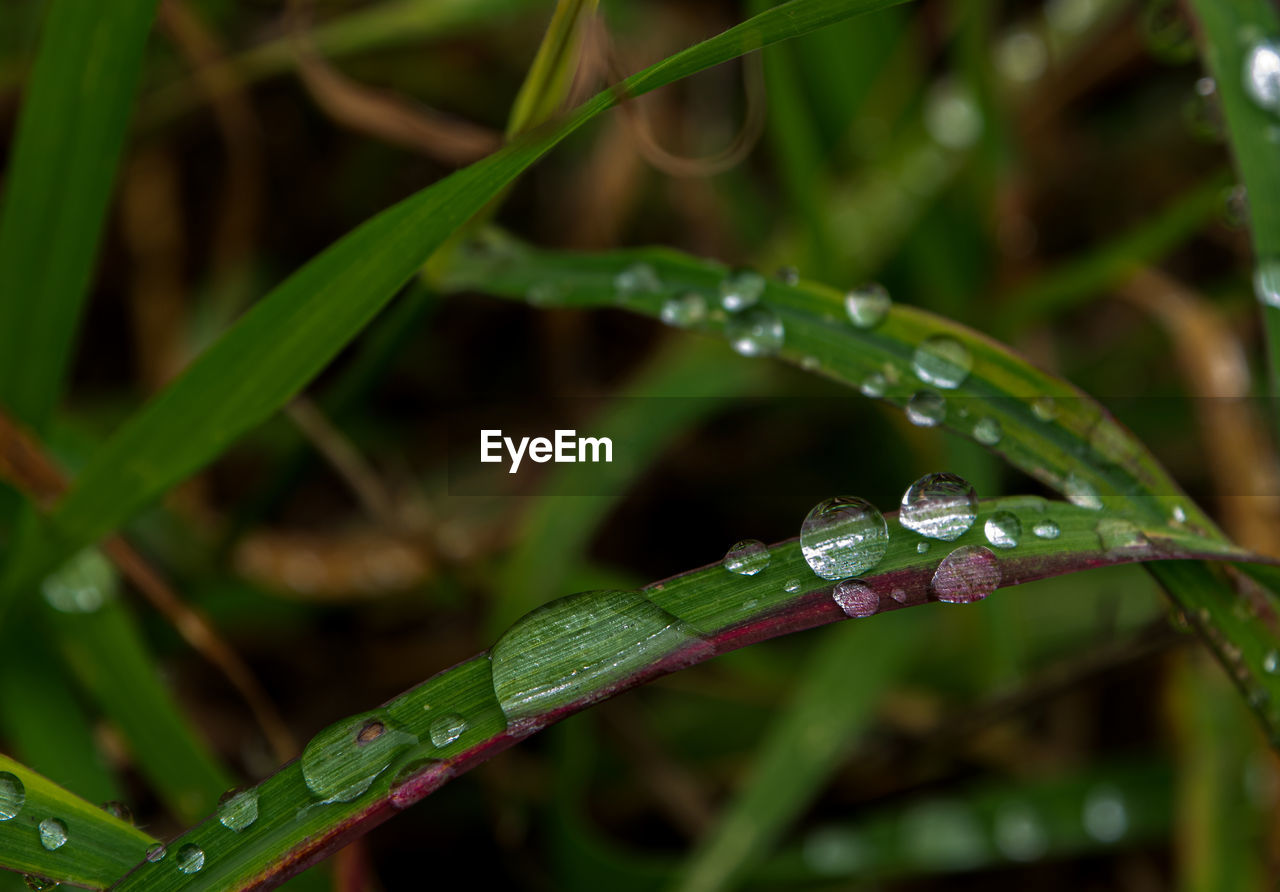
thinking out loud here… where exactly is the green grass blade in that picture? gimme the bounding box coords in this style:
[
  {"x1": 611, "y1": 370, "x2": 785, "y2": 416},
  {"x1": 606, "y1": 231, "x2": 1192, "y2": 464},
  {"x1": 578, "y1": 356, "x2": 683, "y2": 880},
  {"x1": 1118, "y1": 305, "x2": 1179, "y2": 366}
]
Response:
[
  {"x1": 0, "y1": 754, "x2": 157, "y2": 889},
  {"x1": 506, "y1": 0, "x2": 598, "y2": 137},
  {"x1": 107, "y1": 496, "x2": 1261, "y2": 892}
]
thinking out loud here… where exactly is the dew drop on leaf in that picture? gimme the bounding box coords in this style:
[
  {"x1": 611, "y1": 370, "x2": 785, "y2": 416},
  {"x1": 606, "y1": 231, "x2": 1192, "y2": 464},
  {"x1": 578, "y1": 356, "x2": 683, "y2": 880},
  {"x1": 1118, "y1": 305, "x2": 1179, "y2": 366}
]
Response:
[
  {"x1": 723, "y1": 539, "x2": 771, "y2": 576},
  {"x1": 1254, "y1": 257, "x2": 1280, "y2": 309},
  {"x1": 100, "y1": 801, "x2": 132, "y2": 823},
  {"x1": 218, "y1": 788, "x2": 259, "y2": 832},
  {"x1": 41, "y1": 548, "x2": 115, "y2": 614},
  {"x1": 1243, "y1": 41, "x2": 1280, "y2": 113},
  {"x1": 900, "y1": 472, "x2": 977, "y2": 541},
  {"x1": 300, "y1": 711, "x2": 418, "y2": 802},
  {"x1": 1030, "y1": 396, "x2": 1057, "y2": 421},
  {"x1": 993, "y1": 801, "x2": 1049, "y2": 862},
  {"x1": 0, "y1": 772, "x2": 24, "y2": 822},
  {"x1": 176, "y1": 844, "x2": 205, "y2": 875},
  {"x1": 1082, "y1": 785, "x2": 1128, "y2": 843},
  {"x1": 37, "y1": 819, "x2": 66, "y2": 851},
  {"x1": 1032, "y1": 519, "x2": 1060, "y2": 540},
  {"x1": 719, "y1": 268, "x2": 766, "y2": 311},
  {"x1": 912, "y1": 336, "x2": 972, "y2": 389},
  {"x1": 725, "y1": 306, "x2": 784, "y2": 357},
  {"x1": 1095, "y1": 518, "x2": 1146, "y2": 554},
  {"x1": 917, "y1": 541, "x2": 931, "y2": 554},
  {"x1": 800, "y1": 497, "x2": 889, "y2": 580},
  {"x1": 1171, "y1": 504, "x2": 1187, "y2": 524},
  {"x1": 844, "y1": 283, "x2": 891, "y2": 328},
  {"x1": 660, "y1": 293, "x2": 706, "y2": 328},
  {"x1": 145, "y1": 844, "x2": 166, "y2": 863},
  {"x1": 983, "y1": 511, "x2": 1021, "y2": 549},
  {"x1": 833, "y1": 580, "x2": 879, "y2": 618},
  {"x1": 859, "y1": 372, "x2": 887, "y2": 398},
  {"x1": 784, "y1": 578, "x2": 801, "y2": 593},
  {"x1": 1263, "y1": 649, "x2": 1279, "y2": 675},
  {"x1": 614, "y1": 262, "x2": 662, "y2": 299},
  {"x1": 906, "y1": 390, "x2": 946, "y2": 426},
  {"x1": 931, "y1": 545, "x2": 1001, "y2": 604},
  {"x1": 428, "y1": 713, "x2": 468, "y2": 748},
  {"x1": 973, "y1": 416, "x2": 1002, "y2": 446},
  {"x1": 1065, "y1": 473, "x2": 1103, "y2": 510}
]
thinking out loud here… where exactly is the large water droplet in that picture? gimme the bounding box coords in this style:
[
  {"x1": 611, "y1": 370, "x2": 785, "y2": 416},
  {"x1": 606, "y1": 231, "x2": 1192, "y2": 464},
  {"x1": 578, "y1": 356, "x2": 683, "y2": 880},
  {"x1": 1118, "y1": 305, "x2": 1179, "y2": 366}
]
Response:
[
  {"x1": 983, "y1": 511, "x2": 1021, "y2": 549},
  {"x1": 217, "y1": 789, "x2": 259, "y2": 831},
  {"x1": 37, "y1": 819, "x2": 66, "y2": 851},
  {"x1": 932, "y1": 545, "x2": 1001, "y2": 604},
  {"x1": 722, "y1": 539, "x2": 771, "y2": 576},
  {"x1": 660, "y1": 293, "x2": 707, "y2": 328},
  {"x1": 145, "y1": 844, "x2": 166, "y2": 863},
  {"x1": 176, "y1": 844, "x2": 205, "y2": 875},
  {"x1": 42, "y1": 549, "x2": 115, "y2": 614},
  {"x1": 725, "y1": 306, "x2": 784, "y2": 357},
  {"x1": 0, "y1": 773, "x2": 24, "y2": 821},
  {"x1": 844, "y1": 284, "x2": 891, "y2": 328},
  {"x1": 833, "y1": 581, "x2": 879, "y2": 618},
  {"x1": 900, "y1": 472, "x2": 977, "y2": 541},
  {"x1": 428, "y1": 713, "x2": 468, "y2": 748},
  {"x1": 1082, "y1": 785, "x2": 1128, "y2": 843},
  {"x1": 614, "y1": 262, "x2": 661, "y2": 300},
  {"x1": 1064, "y1": 473, "x2": 1102, "y2": 510},
  {"x1": 973, "y1": 416, "x2": 1002, "y2": 446},
  {"x1": 719, "y1": 269, "x2": 766, "y2": 311},
  {"x1": 1095, "y1": 517, "x2": 1147, "y2": 554},
  {"x1": 300, "y1": 711, "x2": 417, "y2": 802},
  {"x1": 800, "y1": 497, "x2": 890, "y2": 580},
  {"x1": 490, "y1": 590, "x2": 703, "y2": 722},
  {"x1": 1032, "y1": 519, "x2": 1060, "y2": 540},
  {"x1": 994, "y1": 801, "x2": 1048, "y2": 862},
  {"x1": 859, "y1": 372, "x2": 887, "y2": 398},
  {"x1": 1255, "y1": 257, "x2": 1280, "y2": 308},
  {"x1": 912, "y1": 336, "x2": 972, "y2": 389},
  {"x1": 1244, "y1": 41, "x2": 1280, "y2": 113},
  {"x1": 906, "y1": 390, "x2": 946, "y2": 426}
]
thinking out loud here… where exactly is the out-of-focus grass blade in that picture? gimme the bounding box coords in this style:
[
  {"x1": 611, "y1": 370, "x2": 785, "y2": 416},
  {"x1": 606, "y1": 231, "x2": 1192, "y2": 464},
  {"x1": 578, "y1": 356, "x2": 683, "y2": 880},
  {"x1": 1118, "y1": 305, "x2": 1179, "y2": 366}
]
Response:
[
  {"x1": 3, "y1": 0, "x2": 914, "y2": 612},
  {"x1": 671, "y1": 614, "x2": 916, "y2": 892},
  {"x1": 0, "y1": 754, "x2": 156, "y2": 889},
  {"x1": 506, "y1": 0, "x2": 598, "y2": 137}
]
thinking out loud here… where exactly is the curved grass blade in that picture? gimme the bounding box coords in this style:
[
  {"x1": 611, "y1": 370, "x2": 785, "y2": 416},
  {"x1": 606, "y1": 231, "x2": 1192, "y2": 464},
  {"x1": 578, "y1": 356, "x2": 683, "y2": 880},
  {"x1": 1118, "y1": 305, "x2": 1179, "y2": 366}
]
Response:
[
  {"x1": 0, "y1": 754, "x2": 157, "y2": 889},
  {"x1": 2, "y1": 0, "x2": 914, "y2": 617},
  {"x1": 506, "y1": 0, "x2": 598, "y2": 137},
  {"x1": 108, "y1": 496, "x2": 1261, "y2": 892}
]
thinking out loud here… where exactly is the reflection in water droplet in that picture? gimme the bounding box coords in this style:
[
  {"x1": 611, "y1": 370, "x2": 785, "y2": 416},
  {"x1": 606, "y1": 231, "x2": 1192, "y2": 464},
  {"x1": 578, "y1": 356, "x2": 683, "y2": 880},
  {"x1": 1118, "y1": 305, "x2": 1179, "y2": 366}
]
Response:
[
  {"x1": 833, "y1": 581, "x2": 879, "y2": 618},
  {"x1": 844, "y1": 284, "x2": 891, "y2": 328},
  {"x1": 1082, "y1": 785, "x2": 1128, "y2": 843},
  {"x1": 1032, "y1": 519, "x2": 1060, "y2": 540},
  {"x1": 176, "y1": 844, "x2": 205, "y2": 875},
  {"x1": 800, "y1": 497, "x2": 890, "y2": 580},
  {"x1": 42, "y1": 549, "x2": 115, "y2": 614},
  {"x1": 784, "y1": 578, "x2": 801, "y2": 593},
  {"x1": 719, "y1": 269, "x2": 766, "y2": 311},
  {"x1": 912, "y1": 336, "x2": 972, "y2": 389},
  {"x1": 300, "y1": 711, "x2": 418, "y2": 802},
  {"x1": 145, "y1": 844, "x2": 167, "y2": 863},
  {"x1": 973, "y1": 417, "x2": 1002, "y2": 446},
  {"x1": 614, "y1": 262, "x2": 661, "y2": 299},
  {"x1": 900, "y1": 472, "x2": 977, "y2": 541},
  {"x1": 1096, "y1": 518, "x2": 1147, "y2": 554},
  {"x1": 725, "y1": 306, "x2": 785, "y2": 357},
  {"x1": 906, "y1": 390, "x2": 946, "y2": 427},
  {"x1": 660, "y1": 293, "x2": 707, "y2": 328},
  {"x1": 860, "y1": 372, "x2": 887, "y2": 398},
  {"x1": 994, "y1": 801, "x2": 1049, "y2": 862},
  {"x1": 984, "y1": 512, "x2": 1021, "y2": 549},
  {"x1": 1243, "y1": 41, "x2": 1280, "y2": 113},
  {"x1": 723, "y1": 539, "x2": 771, "y2": 576},
  {"x1": 1030, "y1": 396, "x2": 1057, "y2": 421},
  {"x1": 429, "y1": 713, "x2": 468, "y2": 748},
  {"x1": 932, "y1": 546, "x2": 1001, "y2": 604},
  {"x1": 1255, "y1": 257, "x2": 1280, "y2": 309},
  {"x1": 37, "y1": 819, "x2": 67, "y2": 851},
  {"x1": 218, "y1": 789, "x2": 259, "y2": 831},
  {"x1": 1065, "y1": 474, "x2": 1103, "y2": 510},
  {"x1": 0, "y1": 773, "x2": 24, "y2": 821}
]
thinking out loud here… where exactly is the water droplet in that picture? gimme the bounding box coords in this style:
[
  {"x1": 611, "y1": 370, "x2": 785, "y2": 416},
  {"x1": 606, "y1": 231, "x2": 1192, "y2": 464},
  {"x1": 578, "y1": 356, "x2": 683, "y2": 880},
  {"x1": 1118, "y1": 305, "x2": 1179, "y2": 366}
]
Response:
[
  {"x1": 1263, "y1": 650, "x2": 1279, "y2": 674},
  {"x1": 660, "y1": 292, "x2": 707, "y2": 328},
  {"x1": 491, "y1": 590, "x2": 704, "y2": 722},
  {"x1": 145, "y1": 843, "x2": 167, "y2": 863},
  {"x1": 859, "y1": 372, "x2": 887, "y2": 398},
  {"x1": 1255, "y1": 257, "x2": 1280, "y2": 309},
  {"x1": 725, "y1": 306, "x2": 784, "y2": 357},
  {"x1": 803, "y1": 827, "x2": 869, "y2": 875},
  {"x1": 901, "y1": 800, "x2": 987, "y2": 869},
  {"x1": 1185, "y1": 77, "x2": 1226, "y2": 141},
  {"x1": 995, "y1": 29, "x2": 1047, "y2": 83},
  {"x1": 1096, "y1": 517, "x2": 1146, "y2": 554},
  {"x1": 614, "y1": 262, "x2": 661, "y2": 300},
  {"x1": 1243, "y1": 41, "x2": 1280, "y2": 113},
  {"x1": 983, "y1": 511, "x2": 1021, "y2": 549},
  {"x1": 1065, "y1": 473, "x2": 1103, "y2": 510},
  {"x1": 932, "y1": 546, "x2": 1001, "y2": 604},
  {"x1": 900, "y1": 472, "x2": 977, "y2": 541},
  {"x1": 924, "y1": 79, "x2": 983, "y2": 150},
  {"x1": 1030, "y1": 396, "x2": 1057, "y2": 421},
  {"x1": 906, "y1": 390, "x2": 946, "y2": 426},
  {"x1": 973, "y1": 416, "x2": 1002, "y2": 446},
  {"x1": 0, "y1": 772, "x2": 24, "y2": 821},
  {"x1": 723, "y1": 539, "x2": 771, "y2": 576},
  {"x1": 37, "y1": 819, "x2": 66, "y2": 851},
  {"x1": 42, "y1": 549, "x2": 115, "y2": 614},
  {"x1": 800, "y1": 497, "x2": 890, "y2": 580},
  {"x1": 300, "y1": 711, "x2": 418, "y2": 802},
  {"x1": 1032, "y1": 519, "x2": 1060, "y2": 539},
  {"x1": 22, "y1": 876, "x2": 57, "y2": 891},
  {"x1": 833, "y1": 581, "x2": 879, "y2": 618},
  {"x1": 844, "y1": 283, "x2": 891, "y2": 328},
  {"x1": 1171, "y1": 504, "x2": 1187, "y2": 524},
  {"x1": 428, "y1": 713, "x2": 468, "y2": 747},
  {"x1": 775, "y1": 266, "x2": 800, "y2": 285},
  {"x1": 1224, "y1": 184, "x2": 1250, "y2": 228},
  {"x1": 1082, "y1": 785, "x2": 1128, "y2": 843},
  {"x1": 176, "y1": 844, "x2": 205, "y2": 875},
  {"x1": 800, "y1": 355, "x2": 820, "y2": 372},
  {"x1": 217, "y1": 789, "x2": 259, "y2": 831},
  {"x1": 719, "y1": 269, "x2": 766, "y2": 311},
  {"x1": 100, "y1": 801, "x2": 132, "y2": 823},
  {"x1": 525, "y1": 282, "x2": 560, "y2": 307},
  {"x1": 917, "y1": 541, "x2": 930, "y2": 554},
  {"x1": 912, "y1": 336, "x2": 972, "y2": 389},
  {"x1": 994, "y1": 801, "x2": 1049, "y2": 862}
]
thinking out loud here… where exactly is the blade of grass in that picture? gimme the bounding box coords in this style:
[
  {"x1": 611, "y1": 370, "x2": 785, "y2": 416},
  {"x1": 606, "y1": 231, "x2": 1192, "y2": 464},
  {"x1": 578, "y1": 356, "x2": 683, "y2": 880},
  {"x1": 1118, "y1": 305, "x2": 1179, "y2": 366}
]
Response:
[
  {"x1": 506, "y1": 0, "x2": 598, "y2": 137},
  {"x1": 0, "y1": 754, "x2": 157, "y2": 889}
]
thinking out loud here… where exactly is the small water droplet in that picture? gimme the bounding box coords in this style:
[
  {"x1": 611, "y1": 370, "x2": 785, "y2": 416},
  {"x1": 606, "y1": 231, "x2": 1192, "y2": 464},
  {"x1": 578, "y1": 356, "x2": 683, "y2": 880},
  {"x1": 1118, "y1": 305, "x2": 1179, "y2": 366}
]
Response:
[
  {"x1": 917, "y1": 541, "x2": 930, "y2": 554},
  {"x1": 217, "y1": 789, "x2": 259, "y2": 831},
  {"x1": 719, "y1": 268, "x2": 766, "y2": 311},
  {"x1": 723, "y1": 539, "x2": 771, "y2": 576},
  {"x1": 1030, "y1": 396, "x2": 1057, "y2": 421},
  {"x1": 37, "y1": 819, "x2": 66, "y2": 851},
  {"x1": 743, "y1": 597, "x2": 759, "y2": 610},
  {"x1": 526, "y1": 282, "x2": 560, "y2": 307},
  {"x1": 775, "y1": 266, "x2": 800, "y2": 285},
  {"x1": 301, "y1": 711, "x2": 418, "y2": 802},
  {"x1": 1263, "y1": 649, "x2": 1279, "y2": 674},
  {"x1": 1185, "y1": 77, "x2": 1226, "y2": 141},
  {"x1": 906, "y1": 390, "x2": 946, "y2": 426},
  {"x1": 1082, "y1": 785, "x2": 1128, "y2": 843},
  {"x1": 924, "y1": 79, "x2": 983, "y2": 150},
  {"x1": 1032, "y1": 519, "x2": 1060, "y2": 539},
  {"x1": 1096, "y1": 517, "x2": 1146, "y2": 554},
  {"x1": 973, "y1": 416, "x2": 1002, "y2": 446},
  {"x1": 145, "y1": 843, "x2": 167, "y2": 863},
  {"x1": 0, "y1": 772, "x2": 24, "y2": 821},
  {"x1": 100, "y1": 801, "x2": 132, "y2": 823},
  {"x1": 1255, "y1": 257, "x2": 1280, "y2": 308},
  {"x1": 912, "y1": 336, "x2": 972, "y2": 389},
  {"x1": 859, "y1": 372, "x2": 887, "y2": 398},
  {"x1": 176, "y1": 844, "x2": 205, "y2": 875},
  {"x1": 833, "y1": 580, "x2": 879, "y2": 618},
  {"x1": 1171, "y1": 504, "x2": 1187, "y2": 524},
  {"x1": 614, "y1": 262, "x2": 662, "y2": 300},
  {"x1": 932, "y1": 545, "x2": 1001, "y2": 604},
  {"x1": 42, "y1": 549, "x2": 115, "y2": 614},
  {"x1": 983, "y1": 511, "x2": 1021, "y2": 549},
  {"x1": 783, "y1": 578, "x2": 802, "y2": 594},
  {"x1": 800, "y1": 497, "x2": 890, "y2": 580},
  {"x1": 660, "y1": 292, "x2": 707, "y2": 328},
  {"x1": 428, "y1": 713, "x2": 468, "y2": 747},
  {"x1": 22, "y1": 876, "x2": 57, "y2": 891},
  {"x1": 1065, "y1": 473, "x2": 1103, "y2": 510},
  {"x1": 803, "y1": 827, "x2": 869, "y2": 875},
  {"x1": 725, "y1": 306, "x2": 784, "y2": 357},
  {"x1": 1224, "y1": 184, "x2": 1250, "y2": 228},
  {"x1": 800, "y1": 355, "x2": 820, "y2": 372},
  {"x1": 994, "y1": 801, "x2": 1049, "y2": 862},
  {"x1": 1243, "y1": 41, "x2": 1280, "y2": 113},
  {"x1": 844, "y1": 284, "x2": 891, "y2": 328},
  {"x1": 900, "y1": 472, "x2": 977, "y2": 541}
]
